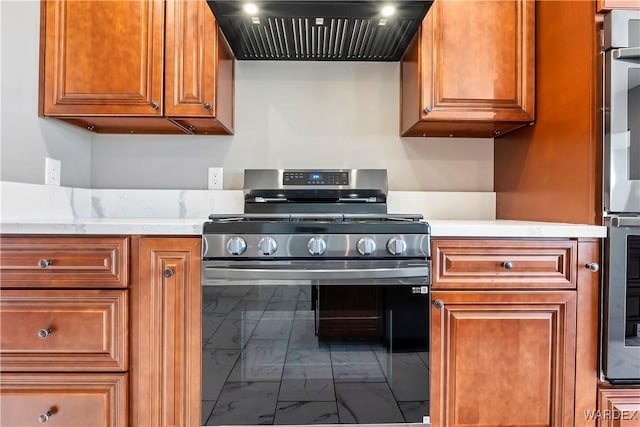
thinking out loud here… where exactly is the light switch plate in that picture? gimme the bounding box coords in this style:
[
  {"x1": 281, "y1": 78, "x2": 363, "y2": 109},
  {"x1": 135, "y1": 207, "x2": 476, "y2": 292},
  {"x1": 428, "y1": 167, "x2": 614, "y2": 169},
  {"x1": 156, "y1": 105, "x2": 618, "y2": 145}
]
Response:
[
  {"x1": 45, "y1": 157, "x2": 61, "y2": 186},
  {"x1": 208, "y1": 167, "x2": 223, "y2": 190}
]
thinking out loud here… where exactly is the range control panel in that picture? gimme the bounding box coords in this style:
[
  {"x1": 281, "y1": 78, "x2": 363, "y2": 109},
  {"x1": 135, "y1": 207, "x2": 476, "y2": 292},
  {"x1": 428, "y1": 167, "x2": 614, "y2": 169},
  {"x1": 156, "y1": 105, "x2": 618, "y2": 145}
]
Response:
[{"x1": 283, "y1": 171, "x2": 349, "y2": 186}]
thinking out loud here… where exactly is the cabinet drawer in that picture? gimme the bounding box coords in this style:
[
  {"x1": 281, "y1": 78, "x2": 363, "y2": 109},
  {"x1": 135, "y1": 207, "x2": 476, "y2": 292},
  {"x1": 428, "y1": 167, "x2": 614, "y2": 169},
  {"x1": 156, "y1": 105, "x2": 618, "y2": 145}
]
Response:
[
  {"x1": 0, "y1": 236, "x2": 128, "y2": 288},
  {"x1": 0, "y1": 290, "x2": 127, "y2": 371},
  {"x1": 0, "y1": 373, "x2": 127, "y2": 427},
  {"x1": 432, "y1": 239, "x2": 577, "y2": 289}
]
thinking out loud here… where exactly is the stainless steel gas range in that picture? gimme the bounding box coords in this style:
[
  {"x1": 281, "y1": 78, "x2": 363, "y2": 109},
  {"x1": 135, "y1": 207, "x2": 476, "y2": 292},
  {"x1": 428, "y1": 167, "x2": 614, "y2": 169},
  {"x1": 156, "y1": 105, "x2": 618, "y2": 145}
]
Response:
[{"x1": 201, "y1": 169, "x2": 431, "y2": 426}]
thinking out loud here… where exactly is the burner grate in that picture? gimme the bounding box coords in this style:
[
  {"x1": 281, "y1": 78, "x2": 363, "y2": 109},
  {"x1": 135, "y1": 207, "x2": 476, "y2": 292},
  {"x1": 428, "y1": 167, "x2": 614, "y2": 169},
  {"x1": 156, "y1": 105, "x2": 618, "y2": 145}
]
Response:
[{"x1": 207, "y1": 213, "x2": 424, "y2": 223}]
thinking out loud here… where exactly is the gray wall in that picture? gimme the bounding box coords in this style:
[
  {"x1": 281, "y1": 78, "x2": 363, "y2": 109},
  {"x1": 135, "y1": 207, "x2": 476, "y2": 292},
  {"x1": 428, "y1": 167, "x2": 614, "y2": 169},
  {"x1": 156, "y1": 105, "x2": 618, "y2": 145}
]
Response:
[
  {"x1": 1, "y1": 0, "x2": 493, "y2": 191},
  {"x1": 1, "y1": 1, "x2": 92, "y2": 188}
]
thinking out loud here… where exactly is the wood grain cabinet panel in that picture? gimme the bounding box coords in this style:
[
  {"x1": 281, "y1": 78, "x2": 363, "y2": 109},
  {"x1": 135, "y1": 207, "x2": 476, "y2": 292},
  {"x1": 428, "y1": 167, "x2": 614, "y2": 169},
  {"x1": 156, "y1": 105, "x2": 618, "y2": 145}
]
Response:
[
  {"x1": 0, "y1": 236, "x2": 128, "y2": 288},
  {"x1": 38, "y1": 0, "x2": 234, "y2": 135},
  {"x1": 576, "y1": 240, "x2": 601, "y2": 427},
  {"x1": 400, "y1": 0, "x2": 535, "y2": 137},
  {"x1": 40, "y1": 0, "x2": 164, "y2": 117},
  {"x1": 165, "y1": 0, "x2": 234, "y2": 135},
  {"x1": 432, "y1": 239, "x2": 577, "y2": 289},
  {"x1": 0, "y1": 290, "x2": 127, "y2": 371},
  {"x1": 597, "y1": 387, "x2": 640, "y2": 427},
  {"x1": 130, "y1": 237, "x2": 201, "y2": 427},
  {"x1": 0, "y1": 373, "x2": 127, "y2": 427},
  {"x1": 431, "y1": 291, "x2": 577, "y2": 427}
]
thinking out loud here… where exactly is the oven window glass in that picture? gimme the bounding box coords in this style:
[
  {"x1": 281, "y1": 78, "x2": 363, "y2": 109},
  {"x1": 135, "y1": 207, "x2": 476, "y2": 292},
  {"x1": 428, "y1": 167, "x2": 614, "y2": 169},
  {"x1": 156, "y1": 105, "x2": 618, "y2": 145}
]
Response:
[
  {"x1": 627, "y1": 236, "x2": 640, "y2": 347},
  {"x1": 629, "y1": 68, "x2": 640, "y2": 180},
  {"x1": 201, "y1": 284, "x2": 430, "y2": 425}
]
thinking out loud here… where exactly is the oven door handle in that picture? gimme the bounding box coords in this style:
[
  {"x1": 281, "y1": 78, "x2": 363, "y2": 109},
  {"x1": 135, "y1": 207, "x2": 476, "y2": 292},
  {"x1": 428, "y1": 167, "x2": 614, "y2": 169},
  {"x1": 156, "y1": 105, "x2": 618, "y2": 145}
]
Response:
[
  {"x1": 202, "y1": 265, "x2": 430, "y2": 281},
  {"x1": 609, "y1": 216, "x2": 640, "y2": 227},
  {"x1": 613, "y1": 47, "x2": 640, "y2": 60}
]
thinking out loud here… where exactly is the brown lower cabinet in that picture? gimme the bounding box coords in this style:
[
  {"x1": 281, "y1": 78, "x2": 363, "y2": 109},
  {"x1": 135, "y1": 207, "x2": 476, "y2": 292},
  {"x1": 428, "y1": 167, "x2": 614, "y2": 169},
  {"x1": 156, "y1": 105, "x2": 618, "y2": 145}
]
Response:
[
  {"x1": 0, "y1": 236, "x2": 130, "y2": 427},
  {"x1": 430, "y1": 238, "x2": 600, "y2": 427},
  {"x1": 0, "y1": 235, "x2": 606, "y2": 427},
  {"x1": 129, "y1": 236, "x2": 201, "y2": 427},
  {"x1": 431, "y1": 290, "x2": 577, "y2": 426}
]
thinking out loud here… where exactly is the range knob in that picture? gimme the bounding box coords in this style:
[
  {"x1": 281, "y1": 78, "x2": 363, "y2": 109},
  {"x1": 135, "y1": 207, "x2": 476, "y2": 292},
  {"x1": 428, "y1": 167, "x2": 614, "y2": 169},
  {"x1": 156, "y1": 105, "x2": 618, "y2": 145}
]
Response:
[
  {"x1": 356, "y1": 237, "x2": 377, "y2": 256},
  {"x1": 226, "y1": 236, "x2": 247, "y2": 255},
  {"x1": 258, "y1": 237, "x2": 278, "y2": 255},
  {"x1": 307, "y1": 236, "x2": 327, "y2": 256},
  {"x1": 387, "y1": 237, "x2": 407, "y2": 256}
]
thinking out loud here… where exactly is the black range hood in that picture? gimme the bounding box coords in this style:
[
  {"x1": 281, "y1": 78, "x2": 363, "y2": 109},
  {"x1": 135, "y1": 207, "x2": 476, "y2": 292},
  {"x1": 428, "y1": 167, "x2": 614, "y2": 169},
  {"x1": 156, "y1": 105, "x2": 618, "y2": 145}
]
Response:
[{"x1": 206, "y1": 0, "x2": 433, "y2": 61}]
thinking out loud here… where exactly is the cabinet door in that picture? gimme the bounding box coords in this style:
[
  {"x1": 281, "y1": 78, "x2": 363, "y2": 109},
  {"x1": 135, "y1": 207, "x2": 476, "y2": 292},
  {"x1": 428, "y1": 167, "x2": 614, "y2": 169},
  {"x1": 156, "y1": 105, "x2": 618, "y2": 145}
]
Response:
[
  {"x1": 165, "y1": 0, "x2": 235, "y2": 135},
  {"x1": 0, "y1": 289, "x2": 127, "y2": 372},
  {"x1": 0, "y1": 236, "x2": 128, "y2": 288},
  {"x1": 130, "y1": 237, "x2": 201, "y2": 427},
  {"x1": 431, "y1": 291, "x2": 576, "y2": 427},
  {"x1": 401, "y1": 0, "x2": 534, "y2": 137},
  {"x1": 164, "y1": 0, "x2": 216, "y2": 117},
  {"x1": 40, "y1": 0, "x2": 164, "y2": 116},
  {"x1": 432, "y1": 239, "x2": 577, "y2": 290}
]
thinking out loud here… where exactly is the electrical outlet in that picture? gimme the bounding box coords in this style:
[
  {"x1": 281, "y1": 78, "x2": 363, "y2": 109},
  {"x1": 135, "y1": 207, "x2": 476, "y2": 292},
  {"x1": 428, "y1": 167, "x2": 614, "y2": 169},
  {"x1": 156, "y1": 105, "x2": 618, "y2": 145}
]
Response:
[
  {"x1": 208, "y1": 167, "x2": 223, "y2": 190},
  {"x1": 45, "y1": 157, "x2": 61, "y2": 186}
]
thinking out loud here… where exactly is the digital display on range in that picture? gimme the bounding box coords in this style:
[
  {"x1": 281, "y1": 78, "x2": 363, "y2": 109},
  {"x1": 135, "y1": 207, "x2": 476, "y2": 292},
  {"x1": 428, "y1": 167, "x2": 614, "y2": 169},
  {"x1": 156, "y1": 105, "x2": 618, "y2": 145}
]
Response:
[{"x1": 283, "y1": 171, "x2": 349, "y2": 185}]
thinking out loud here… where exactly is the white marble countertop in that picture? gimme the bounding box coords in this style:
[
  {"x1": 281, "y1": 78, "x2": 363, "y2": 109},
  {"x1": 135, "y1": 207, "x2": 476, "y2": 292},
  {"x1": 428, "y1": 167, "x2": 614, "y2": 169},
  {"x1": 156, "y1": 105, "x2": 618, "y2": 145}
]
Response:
[
  {"x1": 0, "y1": 182, "x2": 606, "y2": 238},
  {"x1": 0, "y1": 218, "x2": 606, "y2": 238}
]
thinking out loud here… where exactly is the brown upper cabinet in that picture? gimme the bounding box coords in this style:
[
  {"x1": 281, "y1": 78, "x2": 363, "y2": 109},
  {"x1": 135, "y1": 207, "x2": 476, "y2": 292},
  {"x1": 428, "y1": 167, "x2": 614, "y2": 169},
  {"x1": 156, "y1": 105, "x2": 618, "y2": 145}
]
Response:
[
  {"x1": 597, "y1": 0, "x2": 640, "y2": 12},
  {"x1": 38, "y1": 0, "x2": 234, "y2": 135},
  {"x1": 400, "y1": 0, "x2": 535, "y2": 138}
]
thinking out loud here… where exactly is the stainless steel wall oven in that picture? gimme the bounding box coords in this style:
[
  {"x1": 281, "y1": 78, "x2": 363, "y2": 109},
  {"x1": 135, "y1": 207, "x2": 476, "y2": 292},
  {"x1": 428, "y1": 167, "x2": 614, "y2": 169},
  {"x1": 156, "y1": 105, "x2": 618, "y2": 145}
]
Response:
[
  {"x1": 201, "y1": 169, "x2": 432, "y2": 426},
  {"x1": 602, "y1": 10, "x2": 640, "y2": 384}
]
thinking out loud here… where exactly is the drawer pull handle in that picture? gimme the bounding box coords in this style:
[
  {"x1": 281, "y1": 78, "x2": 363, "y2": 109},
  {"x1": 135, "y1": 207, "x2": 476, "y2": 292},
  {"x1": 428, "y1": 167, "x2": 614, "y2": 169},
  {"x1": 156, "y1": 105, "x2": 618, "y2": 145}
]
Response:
[
  {"x1": 585, "y1": 262, "x2": 599, "y2": 272},
  {"x1": 38, "y1": 259, "x2": 52, "y2": 268},
  {"x1": 163, "y1": 268, "x2": 174, "y2": 278},
  {"x1": 433, "y1": 299, "x2": 444, "y2": 309},
  {"x1": 38, "y1": 328, "x2": 53, "y2": 339},
  {"x1": 38, "y1": 410, "x2": 54, "y2": 423},
  {"x1": 502, "y1": 261, "x2": 514, "y2": 270}
]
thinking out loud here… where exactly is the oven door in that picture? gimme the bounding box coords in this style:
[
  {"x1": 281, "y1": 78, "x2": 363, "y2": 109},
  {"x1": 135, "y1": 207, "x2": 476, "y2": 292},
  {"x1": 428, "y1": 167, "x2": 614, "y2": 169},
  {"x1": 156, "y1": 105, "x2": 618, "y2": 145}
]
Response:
[
  {"x1": 603, "y1": 216, "x2": 640, "y2": 384},
  {"x1": 201, "y1": 259, "x2": 431, "y2": 426},
  {"x1": 603, "y1": 46, "x2": 640, "y2": 213}
]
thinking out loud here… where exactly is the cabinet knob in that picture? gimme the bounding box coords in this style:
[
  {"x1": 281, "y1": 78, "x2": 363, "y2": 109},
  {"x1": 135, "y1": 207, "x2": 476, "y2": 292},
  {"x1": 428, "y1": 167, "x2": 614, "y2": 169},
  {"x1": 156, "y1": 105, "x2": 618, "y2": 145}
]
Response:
[
  {"x1": 38, "y1": 259, "x2": 52, "y2": 269},
  {"x1": 188, "y1": 125, "x2": 197, "y2": 132},
  {"x1": 38, "y1": 410, "x2": 54, "y2": 423},
  {"x1": 585, "y1": 262, "x2": 599, "y2": 272},
  {"x1": 163, "y1": 268, "x2": 174, "y2": 278},
  {"x1": 38, "y1": 328, "x2": 53, "y2": 339},
  {"x1": 150, "y1": 101, "x2": 159, "y2": 110},
  {"x1": 204, "y1": 103, "x2": 212, "y2": 110},
  {"x1": 433, "y1": 299, "x2": 444, "y2": 309},
  {"x1": 87, "y1": 124, "x2": 95, "y2": 131},
  {"x1": 424, "y1": 106, "x2": 432, "y2": 113},
  {"x1": 502, "y1": 261, "x2": 514, "y2": 270}
]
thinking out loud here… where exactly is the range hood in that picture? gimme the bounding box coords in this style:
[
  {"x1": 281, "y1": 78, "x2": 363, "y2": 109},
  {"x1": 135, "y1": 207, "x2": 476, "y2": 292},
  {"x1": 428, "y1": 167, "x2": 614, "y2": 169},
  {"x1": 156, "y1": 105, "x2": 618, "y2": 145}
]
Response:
[{"x1": 206, "y1": 0, "x2": 433, "y2": 61}]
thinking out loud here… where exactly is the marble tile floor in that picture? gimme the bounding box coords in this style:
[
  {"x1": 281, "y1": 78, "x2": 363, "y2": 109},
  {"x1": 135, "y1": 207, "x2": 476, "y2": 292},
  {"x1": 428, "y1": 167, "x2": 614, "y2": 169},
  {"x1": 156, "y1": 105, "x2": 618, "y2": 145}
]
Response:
[{"x1": 202, "y1": 285, "x2": 429, "y2": 426}]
